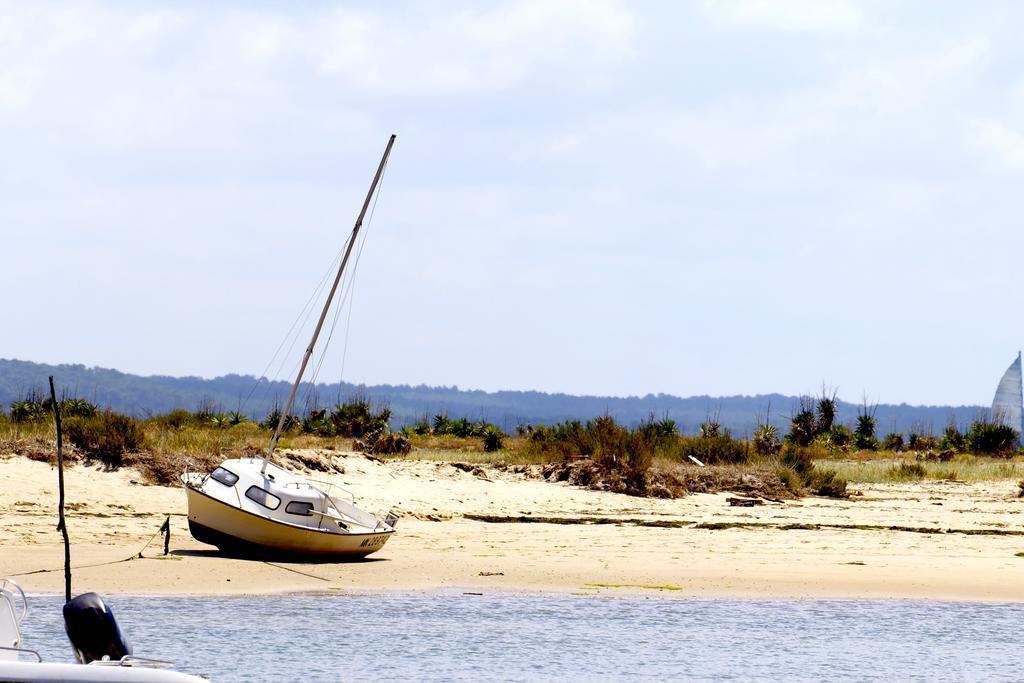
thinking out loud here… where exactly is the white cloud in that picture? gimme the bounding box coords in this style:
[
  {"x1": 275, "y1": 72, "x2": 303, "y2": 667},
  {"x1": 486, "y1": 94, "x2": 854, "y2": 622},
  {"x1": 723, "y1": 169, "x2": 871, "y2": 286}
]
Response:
[
  {"x1": 310, "y1": 0, "x2": 635, "y2": 94},
  {"x1": 968, "y1": 118, "x2": 1024, "y2": 171},
  {"x1": 542, "y1": 34, "x2": 992, "y2": 178},
  {"x1": 701, "y1": 0, "x2": 864, "y2": 34}
]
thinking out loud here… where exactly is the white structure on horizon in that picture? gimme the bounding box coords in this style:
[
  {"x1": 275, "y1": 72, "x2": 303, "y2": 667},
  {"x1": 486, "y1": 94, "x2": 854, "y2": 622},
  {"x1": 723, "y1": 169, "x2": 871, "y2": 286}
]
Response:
[{"x1": 991, "y1": 351, "x2": 1023, "y2": 437}]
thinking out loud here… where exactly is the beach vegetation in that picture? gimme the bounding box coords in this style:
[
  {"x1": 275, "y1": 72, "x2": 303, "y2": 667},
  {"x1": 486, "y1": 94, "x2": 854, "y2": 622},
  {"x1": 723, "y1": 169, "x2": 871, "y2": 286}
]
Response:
[
  {"x1": 482, "y1": 426, "x2": 504, "y2": 452},
  {"x1": 887, "y1": 461, "x2": 927, "y2": 480},
  {"x1": 815, "y1": 390, "x2": 837, "y2": 434},
  {"x1": 965, "y1": 420, "x2": 1018, "y2": 456},
  {"x1": 782, "y1": 445, "x2": 847, "y2": 497},
  {"x1": 826, "y1": 457, "x2": 1024, "y2": 484},
  {"x1": 907, "y1": 432, "x2": 938, "y2": 451},
  {"x1": 854, "y1": 404, "x2": 879, "y2": 451},
  {"x1": 356, "y1": 429, "x2": 411, "y2": 456},
  {"x1": 9, "y1": 398, "x2": 48, "y2": 423},
  {"x1": 64, "y1": 412, "x2": 145, "y2": 467},
  {"x1": 940, "y1": 425, "x2": 966, "y2": 453},
  {"x1": 753, "y1": 423, "x2": 781, "y2": 456},
  {"x1": 882, "y1": 433, "x2": 904, "y2": 451}
]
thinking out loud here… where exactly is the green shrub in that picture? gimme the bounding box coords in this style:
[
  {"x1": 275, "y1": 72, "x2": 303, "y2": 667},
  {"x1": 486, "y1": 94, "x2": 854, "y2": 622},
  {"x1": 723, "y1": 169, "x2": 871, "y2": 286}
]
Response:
[
  {"x1": 58, "y1": 398, "x2": 98, "y2": 418},
  {"x1": 782, "y1": 445, "x2": 846, "y2": 497},
  {"x1": 622, "y1": 430, "x2": 655, "y2": 491},
  {"x1": 530, "y1": 419, "x2": 593, "y2": 458},
  {"x1": 357, "y1": 430, "x2": 411, "y2": 456},
  {"x1": 816, "y1": 394, "x2": 837, "y2": 434},
  {"x1": 9, "y1": 399, "x2": 47, "y2": 423},
  {"x1": 330, "y1": 399, "x2": 390, "y2": 437},
  {"x1": 908, "y1": 433, "x2": 938, "y2": 451},
  {"x1": 888, "y1": 461, "x2": 926, "y2": 479},
  {"x1": 775, "y1": 465, "x2": 803, "y2": 494},
  {"x1": 699, "y1": 420, "x2": 721, "y2": 438},
  {"x1": 637, "y1": 413, "x2": 677, "y2": 443},
  {"x1": 786, "y1": 399, "x2": 817, "y2": 447},
  {"x1": 753, "y1": 423, "x2": 781, "y2": 455},
  {"x1": 940, "y1": 425, "x2": 965, "y2": 453},
  {"x1": 64, "y1": 412, "x2": 145, "y2": 467},
  {"x1": 965, "y1": 420, "x2": 1018, "y2": 456},
  {"x1": 782, "y1": 445, "x2": 814, "y2": 477},
  {"x1": 828, "y1": 425, "x2": 853, "y2": 449},
  {"x1": 679, "y1": 431, "x2": 750, "y2": 465},
  {"x1": 482, "y1": 426, "x2": 504, "y2": 452},
  {"x1": 809, "y1": 467, "x2": 847, "y2": 497},
  {"x1": 262, "y1": 408, "x2": 299, "y2": 432},
  {"x1": 882, "y1": 433, "x2": 904, "y2": 451},
  {"x1": 153, "y1": 409, "x2": 198, "y2": 429},
  {"x1": 301, "y1": 408, "x2": 332, "y2": 436},
  {"x1": 854, "y1": 407, "x2": 879, "y2": 451}
]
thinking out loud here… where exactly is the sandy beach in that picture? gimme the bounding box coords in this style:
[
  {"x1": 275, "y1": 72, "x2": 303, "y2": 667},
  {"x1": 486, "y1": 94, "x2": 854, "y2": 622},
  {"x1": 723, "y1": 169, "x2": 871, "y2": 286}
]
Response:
[{"x1": 3, "y1": 451, "x2": 1024, "y2": 601}]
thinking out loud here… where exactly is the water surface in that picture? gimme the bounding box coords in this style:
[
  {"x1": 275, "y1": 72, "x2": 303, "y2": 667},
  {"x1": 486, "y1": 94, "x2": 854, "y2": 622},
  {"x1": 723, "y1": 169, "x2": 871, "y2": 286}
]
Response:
[{"x1": 19, "y1": 592, "x2": 1023, "y2": 681}]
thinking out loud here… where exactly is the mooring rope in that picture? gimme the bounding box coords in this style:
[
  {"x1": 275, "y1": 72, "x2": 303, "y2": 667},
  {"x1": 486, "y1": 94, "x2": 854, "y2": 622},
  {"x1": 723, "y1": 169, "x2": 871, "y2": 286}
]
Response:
[{"x1": 7, "y1": 515, "x2": 173, "y2": 578}]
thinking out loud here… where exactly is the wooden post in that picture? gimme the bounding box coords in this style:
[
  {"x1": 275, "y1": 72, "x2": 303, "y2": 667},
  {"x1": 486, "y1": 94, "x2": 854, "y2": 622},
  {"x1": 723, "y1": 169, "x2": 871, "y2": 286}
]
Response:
[
  {"x1": 48, "y1": 376, "x2": 71, "y2": 603},
  {"x1": 161, "y1": 515, "x2": 170, "y2": 555}
]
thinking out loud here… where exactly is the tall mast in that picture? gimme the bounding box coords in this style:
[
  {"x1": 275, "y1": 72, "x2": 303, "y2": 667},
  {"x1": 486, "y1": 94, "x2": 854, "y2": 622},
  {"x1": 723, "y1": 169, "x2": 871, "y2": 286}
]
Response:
[{"x1": 262, "y1": 134, "x2": 397, "y2": 474}]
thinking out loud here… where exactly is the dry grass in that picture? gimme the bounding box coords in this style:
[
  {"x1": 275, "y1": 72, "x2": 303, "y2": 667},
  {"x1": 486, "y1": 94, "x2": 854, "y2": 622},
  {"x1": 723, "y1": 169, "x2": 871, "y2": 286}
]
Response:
[
  {"x1": 399, "y1": 445, "x2": 551, "y2": 466},
  {"x1": 827, "y1": 456, "x2": 1024, "y2": 483}
]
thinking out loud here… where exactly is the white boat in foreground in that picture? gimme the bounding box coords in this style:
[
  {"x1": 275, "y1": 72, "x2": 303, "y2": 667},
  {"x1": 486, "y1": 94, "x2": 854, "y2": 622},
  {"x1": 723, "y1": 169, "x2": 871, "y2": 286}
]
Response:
[
  {"x1": 182, "y1": 135, "x2": 399, "y2": 558},
  {"x1": 0, "y1": 579, "x2": 204, "y2": 683}
]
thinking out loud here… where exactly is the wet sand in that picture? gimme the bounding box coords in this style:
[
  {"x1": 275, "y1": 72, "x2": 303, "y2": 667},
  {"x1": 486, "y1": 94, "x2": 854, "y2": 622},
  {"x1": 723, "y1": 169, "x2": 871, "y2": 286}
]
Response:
[{"x1": 3, "y1": 452, "x2": 1024, "y2": 600}]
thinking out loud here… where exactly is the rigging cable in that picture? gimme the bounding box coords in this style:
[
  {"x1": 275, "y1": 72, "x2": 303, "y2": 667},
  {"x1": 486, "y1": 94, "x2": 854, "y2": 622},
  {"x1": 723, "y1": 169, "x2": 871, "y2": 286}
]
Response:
[
  {"x1": 304, "y1": 156, "x2": 391, "y2": 409},
  {"x1": 239, "y1": 242, "x2": 348, "y2": 415}
]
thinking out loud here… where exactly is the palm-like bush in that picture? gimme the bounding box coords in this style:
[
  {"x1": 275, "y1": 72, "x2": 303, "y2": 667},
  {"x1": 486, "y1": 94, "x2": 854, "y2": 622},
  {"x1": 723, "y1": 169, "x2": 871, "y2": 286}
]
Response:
[
  {"x1": 965, "y1": 420, "x2": 1018, "y2": 456},
  {"x1": 816, "y1": 394, "x2": 837, "y2": 434},
  {"x1": 940, "y1": 425, "x2": 965, "y2": 452},
  {"x1": 59, "y1": 398, "x2": 99, "y2": 418},
  {"x1": 882, "y1": 433, "x2": 904, "y2": 451},
  {"x1": 828, "y1": 425, "x2": 853, "y2": 449},
  {"x1": 907, "y1": 432, "x2": 938, "y2": 451},
  {"x1": 329, "y1": 400, "x2": 390, "y2": 437},
  {"x1": 854, "y1": 405, "x2": 879, "y2": 451},
  {"x1": 787, "y1": 404, "x2": 817, "y2": 447},
  {"x1": 753, "y1": 423, "x2": 781, "y2": 455},
  {"x1": 482, "y1": 426, "x2": 504, "y2": 452},
  {"x1": 10, "y1": 400, "x2": 47, "y2": 423},
  {"x1": 699, "y1": 420, "x2": 721, "y2": 438}
]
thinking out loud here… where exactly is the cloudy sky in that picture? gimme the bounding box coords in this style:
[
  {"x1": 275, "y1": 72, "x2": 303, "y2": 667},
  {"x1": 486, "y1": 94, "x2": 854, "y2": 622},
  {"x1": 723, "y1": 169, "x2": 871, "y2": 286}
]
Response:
[{"x1": 3, "y1": 1, "x2": 1023, "y2": 405}]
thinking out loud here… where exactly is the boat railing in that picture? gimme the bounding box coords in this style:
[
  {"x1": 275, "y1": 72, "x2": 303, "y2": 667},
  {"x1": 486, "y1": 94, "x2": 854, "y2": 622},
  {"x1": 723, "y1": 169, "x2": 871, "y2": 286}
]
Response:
[
  {"x1": 283, "y1": 479, "x2": 356, "y2": 504},
  {"x1": 91, "y1": 655, "x2": 174, "y2": 669},
  {"x1": 0, "y1": 645, "x2": 41, "y2": 662},
  {"x1": 0, "y1": 578, "x2": 27, "y2": 625},
  {"x1": 180, "y1": 464, "x2": 207, "y2": 489}
]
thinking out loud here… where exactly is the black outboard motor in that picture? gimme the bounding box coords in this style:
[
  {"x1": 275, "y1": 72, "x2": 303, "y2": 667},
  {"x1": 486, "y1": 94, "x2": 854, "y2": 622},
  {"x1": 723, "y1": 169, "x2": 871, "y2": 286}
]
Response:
[{"x1": 63, "y1": 592, "x2": 132, "y2": 664}]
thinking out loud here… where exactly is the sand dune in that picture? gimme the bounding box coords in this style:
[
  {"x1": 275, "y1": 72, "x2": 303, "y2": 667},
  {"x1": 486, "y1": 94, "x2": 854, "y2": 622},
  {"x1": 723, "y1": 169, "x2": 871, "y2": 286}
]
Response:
[{"x1": 3, "y1": 451, "x2": 1024, "y2": 600}]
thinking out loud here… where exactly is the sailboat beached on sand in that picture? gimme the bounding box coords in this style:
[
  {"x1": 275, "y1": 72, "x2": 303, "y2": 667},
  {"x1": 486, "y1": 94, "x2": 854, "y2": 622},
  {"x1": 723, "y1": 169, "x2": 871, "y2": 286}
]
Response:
[{"x1": 181, "y1": 136, "x2": 400, "y2": 558}]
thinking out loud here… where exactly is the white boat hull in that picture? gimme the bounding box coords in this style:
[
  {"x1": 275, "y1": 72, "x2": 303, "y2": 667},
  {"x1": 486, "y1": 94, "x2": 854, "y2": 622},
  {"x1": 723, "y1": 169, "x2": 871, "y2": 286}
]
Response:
[
  {"x1": 0, "y1": 661, "x2": 205, "y2": 682},
  {"x1": 185, "y1": 486, "x2": 393, "y2": 557}
]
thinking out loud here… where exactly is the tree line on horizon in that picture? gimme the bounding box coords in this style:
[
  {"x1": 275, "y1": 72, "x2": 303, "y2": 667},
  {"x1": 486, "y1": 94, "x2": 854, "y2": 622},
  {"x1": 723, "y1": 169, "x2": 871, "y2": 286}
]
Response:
[{"x1": 0, "y1": 358, "x2": 993, "y2": 437}]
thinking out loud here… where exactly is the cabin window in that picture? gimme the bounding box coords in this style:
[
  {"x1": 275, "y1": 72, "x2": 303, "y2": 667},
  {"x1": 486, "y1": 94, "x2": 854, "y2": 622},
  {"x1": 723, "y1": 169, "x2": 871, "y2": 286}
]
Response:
[
  {"x1": 245, "y1": 485, "x2": 281, "y2": 510},
  {"x1": 286, "y1": 501, "x2": 314, "y2": 516},
  {"x1": 210, "y1": 467, "x2": 239, "y2": 487}
]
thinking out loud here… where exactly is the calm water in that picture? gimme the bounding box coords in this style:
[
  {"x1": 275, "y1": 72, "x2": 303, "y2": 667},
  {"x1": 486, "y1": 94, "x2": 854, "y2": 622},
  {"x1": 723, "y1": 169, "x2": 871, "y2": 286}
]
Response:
[{"x1": 18, "y1": 592, "x2": 1024, "y2": 681}]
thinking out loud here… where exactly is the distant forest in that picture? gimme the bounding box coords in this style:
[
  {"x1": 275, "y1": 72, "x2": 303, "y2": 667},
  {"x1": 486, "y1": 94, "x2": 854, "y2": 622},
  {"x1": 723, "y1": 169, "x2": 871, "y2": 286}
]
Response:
[{"x1": 0, "y1": 358, "x2": 989, "y2": 437}]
